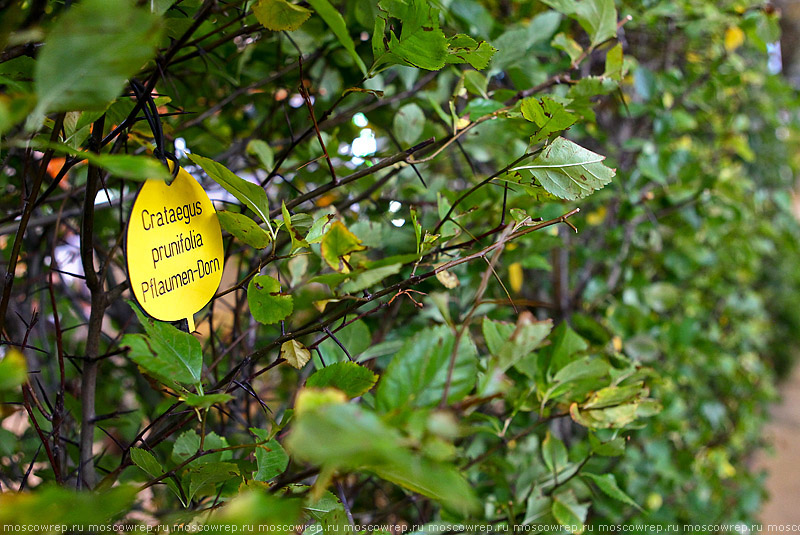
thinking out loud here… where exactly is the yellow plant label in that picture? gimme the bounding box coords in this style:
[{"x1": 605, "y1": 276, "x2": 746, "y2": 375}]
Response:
[{"x1": 126, "y1": 166, "x2": 224, "y2": 331}]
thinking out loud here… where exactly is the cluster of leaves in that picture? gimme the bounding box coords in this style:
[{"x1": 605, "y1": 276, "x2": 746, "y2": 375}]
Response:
[{"x1": 0, "y1": 0, "x2": 797, "y2": 532}]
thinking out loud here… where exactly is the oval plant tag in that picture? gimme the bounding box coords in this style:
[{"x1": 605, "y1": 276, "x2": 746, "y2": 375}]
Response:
[{"x1": 126, "y1": 166, "x2": 224, "y2": 331}]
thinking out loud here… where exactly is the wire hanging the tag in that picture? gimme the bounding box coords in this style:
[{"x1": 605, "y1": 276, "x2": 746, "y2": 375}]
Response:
[{"x1": 130, "y1": 79, "x2": 179, "y2": 181}]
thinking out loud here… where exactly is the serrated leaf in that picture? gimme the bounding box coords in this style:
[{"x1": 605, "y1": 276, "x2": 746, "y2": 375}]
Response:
[
  {"x1": 130, "y1": 447, "x2": 163, "y2": 479},
  {"x1": 306, "y1": 0, "x2": 367, "y2": 76},
  {"x1": 285, "y1": 395, "x2": 478, "y2": 514},
  {"x1": 130, "y1": 446, "x2": 184, "y2": 504},
  {"x1": 248, "y1": 275, "x2": 293, "y2": 325},
  {"x1": 375, "y1": 325, "x2": 478, "y2": 411},
  {"x1": 551, "y1": 491, "x2": 588, "y2": 532},
  {"x1": 217, "y1": 210, "x2": 271, "y2": 249},
  {"x1": 172, "y1": 430, "x2": 200, "y2": 464},
  {"x1": 444, "y1": 34, "x2": 497, "y2": 70},
  {"x1": 574, "y1": 0, "x2": 617, "y2": 46},
  {"x1": 187, "y1": 462, "x2": 240, "y2": 502},
  {"x1": 33, "y1": 0, "x2": 162, "y2": 115},
  {"x1": 321, "y1": 221, "x2": 366, "y2": 271},
  {"x1": 281, "y1": 340, "x2": 311, "y2": 369},
  {"x1": 188, "y1": 154, "x2": 272, "y2": 230},
  {"x1": 511, "y1": 137, "x2": 615, "y2": 200},
  {"x1": 253, "y1": 0, "x2": 311, "y2": 31},
  {"x1": 373, "y1": 0, "x2": 449, "y2": 71},
  {"x1": 307, "y1": 362, "x2": 378, "y2": 398},
  {"x1": 583, "y1": 473, "x2": 642, "y2": 510},
  {"x1": 122, "y1": 303, "x2": 203, "y2": 385},
  {"x1": 251, "y1": 429, "x2": 289, "y2": 481},
  {"x1": 543, "y1": 0, "x2": 617, "y2": 47},
  {"x1": 520, "y1": 97, "x2": 578, "y2": 144}
]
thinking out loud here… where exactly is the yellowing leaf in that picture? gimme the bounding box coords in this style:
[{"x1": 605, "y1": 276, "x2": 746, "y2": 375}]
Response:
[
  {"x1": 281, "y1": 339, "x2": 311, "y2": 369},
  {"x1": 724, "y1": 26, "x2": 745, "y2": 52},
  {"x1": 320, "y1": 221, "x2": 366, "y2": 272},
  {"x1": 0, "y1": 348, "x2": 27, "y2": 391},
  {"x1": 253, "y1": 0, "x2": 312, "y2": 31},
  {"x1": 294, "y1": 387, "x2": 347, "y2": 415},
  {"x1": 585, "y1": 206, "x2": 607, "y2": 226},
  {"x1": 509, "y1": 262, "x2": 523, "y2": 293},
  {"x1": 435, "y1": 268, "x2": 459, "y2": 289}
]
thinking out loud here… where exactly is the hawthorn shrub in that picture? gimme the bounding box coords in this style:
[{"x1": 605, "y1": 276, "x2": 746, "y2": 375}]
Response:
[{"x1": 0, "y1": 0, "x2": 797, "y2": 531}]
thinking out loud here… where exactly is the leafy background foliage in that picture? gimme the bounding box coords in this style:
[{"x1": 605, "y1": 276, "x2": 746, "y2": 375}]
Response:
[{"x1": 0, "y1": 0, "x2": 797, "y2": 531}]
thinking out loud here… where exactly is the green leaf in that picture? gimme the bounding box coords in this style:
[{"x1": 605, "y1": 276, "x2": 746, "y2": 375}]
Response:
[
  {"x1": 520, "y1": 97, "x2": 578, "y2": 144},
  {"x1": 543, "y1": 0, "x2": 617, "y2": 47},
  {"x1": 376, "y1": 325, "x2": 477, "y2": 412},
  {"x1": 393, "y1": 103, "x2": 425, "y2": 146},
  {"x1": 588, "y1": 433, "x2": 626, "y2": 456},
  {"x1": 217, "y1": 210, "x2": 272, "y2": 249},
  {"x1": 286, "y1": 394, "x2": 478, "y2": 514},
  {"x1": 552, "y1": 32, "x2": 583, "y2": 64},
  {"x1": 582, "y1": 383, "x2": 644, "y2": 410},
  {"x1": 130, "y1": 447, "x2": 163, "y2": 479},
  {"x1": 340, "y1": 263, "x2": 402, "y2": 294},
  {"x1": 251, "y1": 429, "x2": 289, "y2": 481},
  {"x1": 33, "y1": 0, "x2": 162, "y2": 115},
  {"x1": 182, "y1": 392, "x2": 234, "y2": 409},
  {"x1": 187, "y1": 462, "x2": 240, "y2": 502},
  {"x1": 306, "y1": 0, "x2": 368, "y2": 76},
  {"x1": 321, "y1": 221, "x2": 366, "y2": 271},
  {"x1": 305, "y1": 491, "x2": 350, "y2": 535},
  {"x1": 551, "y1": 491, "x2": 588, "y2": 531},
  {"x1": 172, "y1": 430, "x2": 200, "y2": 464},
  {"x1": 306, "y1": 214, "x2": 334, "y2": 244},
  {"x1": 574, "y1": 0, "x2": 617, "y2": 47},
  {"x1": 281, "y1": 339, "x2": 311, "y2": 369},
  {"x1": 374, "y1": 0, "x2": 449, "y2": 71},
  {"x1": 211, "y1": 489, "x2": 302, "y2": 528},
  {"x1": 583, "y1": 473, "x2": 642, "y2": 510},
  {"x1": 122, "y1": 303, "x2": 203, "y2": 385},
  {"x1": 511, "y1": 137, "x2": 615, "y2": 200},
  {"x1": 248, "y1": 275, "x2": 293, "y2": 325},
  {"x1": 462, "y1": 98, "x2": 505, "y2": 121},
  {"x1": 552, "y1": 357, "x2": 610, "y2": 385},
  {"x1": 25, "y1": 140, "x2": 171, "y2": 181},
  {"x1": 482, "y1": 318, "x2": 515, "y2": 357},
  {"x1": 542, "y1": 431, "x2": 568, "y2": 474},
  {"x1": 0, "y1": 349, "x2": 27, "y2": 391},
  {"x1": 307, "y1": 362, "x2": 378, "y2": 398},
  {"x1": 604, "y1": 42, "x2": 624, "y2": 80},
  {"x1": 444, "y1": 34, "x2": 498, "y2": 70},
  {"x1": 0, "y1": 485, "x2": 138, "y2": 526},
  {"x1": 130, "y1": 447, "x2": 185, "y2": 504},
  {"x1": 253, "y1": 0, "x2": 312, "y2": 31},
  {"x1": 484, "y1": 314, "x2": 552, "y2": 372},
  {"x1": 247, "y1": 139, "x2": 275, "y2": 171},
  {"x1": 188, "y1": 153, "x2": 272, "y2": 231},
  {"x1": 282, "y1": 201, "x2": 310, "y2": 252},
  {"x1": 318, "y1": 320, "x2": 372, "y2": 363},
  {"x1": 90, "y1": 154, "x2": 172, "y2": 181}
]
